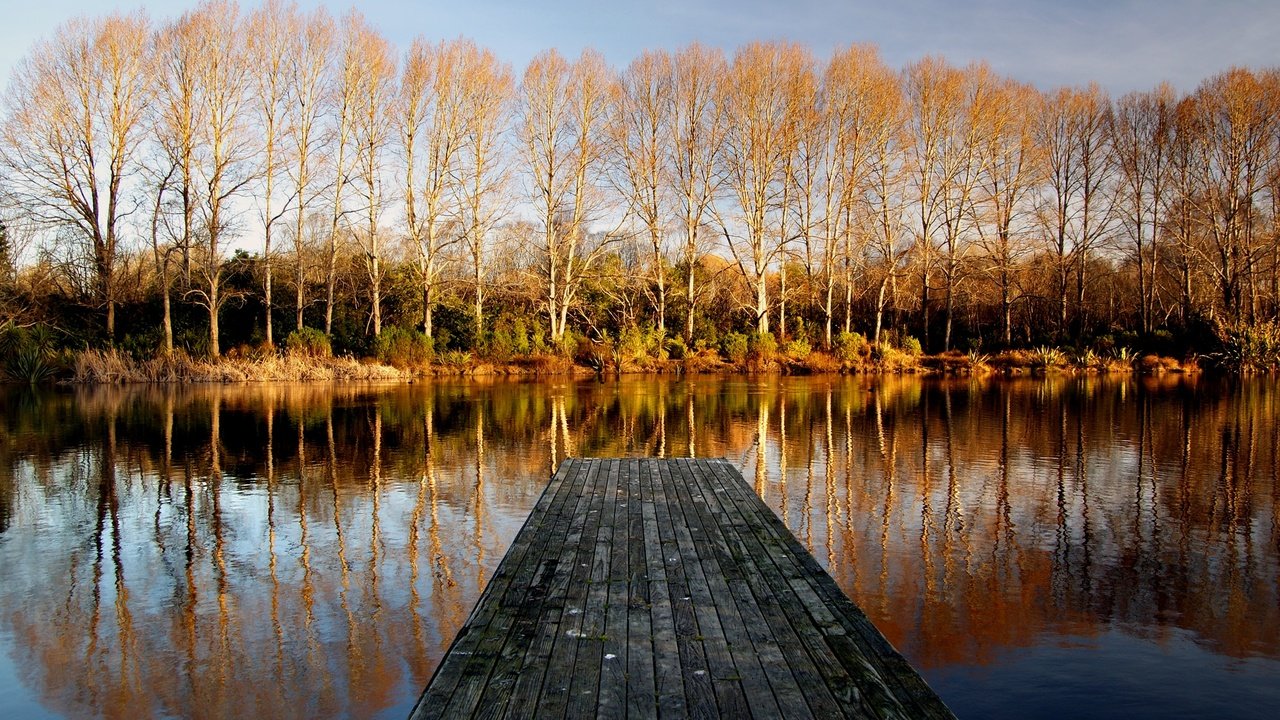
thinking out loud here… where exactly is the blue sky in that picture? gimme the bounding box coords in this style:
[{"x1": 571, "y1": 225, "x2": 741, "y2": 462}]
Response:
[{"x1": 2, "y1": 0, "x2": 1276, "y2": 95}]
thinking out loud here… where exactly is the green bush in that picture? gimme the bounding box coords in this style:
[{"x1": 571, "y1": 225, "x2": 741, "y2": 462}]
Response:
[
  {"x1": 487, "y1": 316, "x2": 533, "y2": 361},
  {"x1": 1209, "y1": 320, "x2": 1280, "y2": 371},
  {"x1": 618, "y1": 325, "x2": 651, "y2": 360},
  {"x1": 1032, "y1": 345, "x2": 1067, "y2": 368},
  {"x1": 720, "y1": 332, "x2": 748, "y2": 364},
  {"x1": 664, "y1": 336, "x2": 687, "y2": 360},
  {"x1": 284, "y1": 327, "x2": 332, "y2": 358},
  {"x1": 119, "y1": 330, "x2": 163, "y2": 360},
  {"x1": 5, "y1": 346, "x2": 60, "y2": 383},
  {"x1": 748, "y1": 331, "x2": 777, "y2": 361},
  {"x1": 375, "y1": 326, "x2": 434, "y2": 368},
  {"x1": 899, "y1": 334, "x2": 922, "y2": 356},
  {"x1": 782, "y1": 338, "x2": 811, "y2": 358},
  {"x1": 439, "y1": 349, "x2": 472, "y2": 367},
  {"x1": 556, "y1": 330, "x2": 583, "y2": 358},
  {"x1": 833, "y1": 331, "x2": 868, "y2": 362}
]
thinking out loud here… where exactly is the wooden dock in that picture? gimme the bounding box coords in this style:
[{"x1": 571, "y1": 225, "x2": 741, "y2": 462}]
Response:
[{"x1": 410, "y1": 458, "x2": 953, "y2": 719}]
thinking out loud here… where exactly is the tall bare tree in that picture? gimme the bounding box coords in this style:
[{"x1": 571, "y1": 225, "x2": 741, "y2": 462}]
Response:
[
  {"x1": 0, "y1": 12, "x2": 151, "y2": 340},
  {"x1": 152, "y1": 10, "x2": 205, "y2": 351},
  {"x1": 813, "y1": 45, "x2": 898, "y2": 345},
  {"x1": 668, "y1": 44, "x2": 726, "y2": 343},
  {"x1": 1188, "y1": 69, "x2": 1276, "y2": 322},
  {"x1": 247, "y1": 0, "x2": 293, "y2": 347},
  {"x1": 904, "y1": 57, "x2": 991, "y2": 350},
  {"x1": 186, "y1": 0, "x2": 254, "y2": 358},
  {"x1": 1110, "y1": 84, "x2": 1174, "y2": 334},
  {"x1": 323, "y1": 11, "x2": 365, "y2": 336},
  {"x1": 1035, "y1": 85, "x2": 1116, "y2": 337},
  {"x1": 398, "y1": 38, "x2": 464, "y2": 338},
  {"x1": 284, "y1": 6, "x2": 333, "y2": 332},
  {"x1": 1037, "y1": 84, "x2": 1115, "y2": 336},
  {"x1": 519, "y1": 49, "x2": 615, "y2": 343},
  {"x1": 973, "y1": 78, "x2": 1039, "y2": 345},
  {"x1": 453, "y1": 44, "x2": 513, "y2": 338},
  {"x1": 718, "y1": 41, "x2": 809, "y2": 335},
  {"x1": 830, "y1": 46, "x2": 905, "y2": 344},
  {"x1": 347, "y1": 18, "x2": 394, "y2": 338},
  {"x1": 612, "y1": 50, "x2": 673, "y2": 335}
]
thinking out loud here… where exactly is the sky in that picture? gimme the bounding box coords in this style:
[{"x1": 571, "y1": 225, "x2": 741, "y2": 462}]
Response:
[{"x1": 1, "y1": 0, "x2": 1276, "y2": 96}]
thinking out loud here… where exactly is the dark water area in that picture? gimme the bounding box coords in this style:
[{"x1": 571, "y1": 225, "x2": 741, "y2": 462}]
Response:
[{"x1": 0, "y1": 375, "x2": 1277, "y2": 719}]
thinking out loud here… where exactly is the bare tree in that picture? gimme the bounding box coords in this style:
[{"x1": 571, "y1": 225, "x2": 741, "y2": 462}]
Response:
[
  {"x1": 668, "y1": 44, "x2": 726, "y2": 343},
  {"x1": 611, "y1": 50, "x2": 673, "y2": 335},
  {"x1": 718, "y1": 41, "x2": 809, "y2": 334},
  {"x1": 1187, "y1": 69, "x2": 1275, "y2": 322},
  {"x1": 246, "y1": 0, "x2": 294, "y2": 347},
  {"x1": 904, "y1": 57, "x2": 991, "y2": 351},
  {"x1": 453, "y1": 43, "x2": 513, "y2": 338},
  {"x1": 973, "y1": 78, "x2": 1039, "y2": 345},
  {"x1": 323, "y1": 12, "x2": 365, "y2": 336},
  {"x1": 833, "y1": 47, "x2": 905, "y2": 344},
  {"x1": 519, "y1": 49, "x2": 616, "y2": 343},
  {"x1": 1037, "y1": 84, "x2": 1116, "y2": 336},
  {"x1": 398, "y1": 38, "x2": 464, "y2": 338},
  {"x1": 813, "y1": 45, "x2": 898, "y2": 345},
  {"x1": 1035, "y1": 85, "x2": 1116, "y2": 337},
  {"x1": 284, "y1": 6, "x2": 333, "y2": 332},
  {"x1": 0, "y1": 12, "x2": 151, "y2": 340},
  {"x1": 347, "y1": 17, "x2": 394, "y2": 338},
  {"x1": 1110, "y1": 84, "x2": 1174, "y2": 334},
  {"x1": 185, "y1": 0, "x2": 255, "y2": 358}
]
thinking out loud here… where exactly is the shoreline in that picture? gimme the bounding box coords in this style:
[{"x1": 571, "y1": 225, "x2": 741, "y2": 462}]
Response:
[{"x1": 39, "y1": 347, "x2": 1203, "y2": 385}]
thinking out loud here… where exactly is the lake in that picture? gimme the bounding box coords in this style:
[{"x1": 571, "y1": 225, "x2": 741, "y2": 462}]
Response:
[{"x1": 0, "y1": 375, "x2": 1277, "y2": 718}]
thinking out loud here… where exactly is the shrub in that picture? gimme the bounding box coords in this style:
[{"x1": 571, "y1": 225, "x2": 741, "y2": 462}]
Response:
[
  {"x1": 618, "y1": 325, "x2": 649, "y2": 360},
  {"x1": 439, "y1": 349, "x2": 472, "y2": 367},
  {"x1": 375, "y1": 326, "x2": 434, "y2": 368},
  {"x1": 556, "y1": 330, "x2": 583, "y2": 358},
  {"x1": 284, "y1": 327, "x2": 332, "y2": 358},
  {"x1": 782, "y1": 338, "x2": 811, "y2": 358},
  {"x1": 664, "y1": 336, "x2": 687, "y2": 360},
  {"x1": 5, "y1": 346, "x2": 60, "y2": 383},
  {"x1": 1073, "y1": 349, "x2": 1101, "y2": 370},
  {"x1": 833, "y1": 331, "x2": 868, "y2": 363},
  {"x1": 899, "y1": 334, "x2": 922, "y2": 356},
  {"x1": 487, "y1": 316, "x2": 533, "y2": 361},
  {"x1": 1207, "y1": 319, "x2": 1280, "y2": 371},
  {"x1": 747, "y1": 331, "x2": 777, "y2": 361},
  {"x1": 720, "y1": 332, "x2": 748, "y2": 364},
  {"x1": 1032, "y1": 345, "x2": 1067, "y2": 368}
]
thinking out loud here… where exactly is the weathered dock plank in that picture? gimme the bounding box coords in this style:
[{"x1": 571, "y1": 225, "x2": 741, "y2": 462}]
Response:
[{"x1": 409, "y1": 458, "x2": 954, "y2": 720}]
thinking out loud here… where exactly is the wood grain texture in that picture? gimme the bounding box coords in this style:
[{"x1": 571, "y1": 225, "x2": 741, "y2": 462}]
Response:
[{"x1": 409, "y1": 458, "x2": 954, "y2": 720}]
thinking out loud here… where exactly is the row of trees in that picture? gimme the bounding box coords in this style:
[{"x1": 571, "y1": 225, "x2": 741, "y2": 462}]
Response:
[{"x1": 2, "y1": 1, "x2": 1279, "y2": 359}]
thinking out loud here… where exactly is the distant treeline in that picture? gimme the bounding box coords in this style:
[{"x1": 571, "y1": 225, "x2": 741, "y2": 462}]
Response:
[{"x1": 1, "y1": 0, "x2": 1278, "y2": 368}]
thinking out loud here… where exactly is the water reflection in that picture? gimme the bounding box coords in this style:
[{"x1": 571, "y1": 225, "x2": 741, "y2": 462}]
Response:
[{"x1": 0, "y1": 376, "x2": 1277, "y2": 718}]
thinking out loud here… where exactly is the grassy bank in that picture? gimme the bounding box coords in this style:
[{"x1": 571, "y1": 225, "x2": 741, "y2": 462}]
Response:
[{"x1": 55, "y1": 345, "x2": 1197, "y2": 384}]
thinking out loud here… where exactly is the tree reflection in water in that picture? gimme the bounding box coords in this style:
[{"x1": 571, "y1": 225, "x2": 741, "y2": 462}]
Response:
[{"x1": 0, "y1": 375, "x2": 1277, "y2": 718}]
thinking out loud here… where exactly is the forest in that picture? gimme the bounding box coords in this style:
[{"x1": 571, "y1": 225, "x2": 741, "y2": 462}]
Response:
[{"x1": 1, "y1": 0, "x2": 1279, "y2": 378}]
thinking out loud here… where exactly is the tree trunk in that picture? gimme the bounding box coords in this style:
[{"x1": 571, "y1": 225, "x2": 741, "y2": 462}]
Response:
[
  {"x1": 106, "y1": 298, "x2": 115, "y2": 343},
  {"x1": 474, "y1": 256, "x2": 484, "y2": 341},
  {"x1": 209, "y1": 280, "x2": 220, "y2": 358},
  {"x1": 824, "y1": 275, "x2": 834, "y2": 348},
  {"x1": 371, "y1": 257, "x2": 381, "y2": 337},
  {"x1": 874, "y1": 276, "x2": 889, "y2": 345},
  {"x1": 921, "y1": 266, "x2": 930, "y2": 352},
  {"x1": 1001, "y1": 268, "x2": 1012, "y2": 346},
  {"x1": 685, "y1": 255, "x2": 696, "y2": 343},
  {"x1": 778, "y1": 264, "x2": 787, "y2": 340},
  {"x1": 756, "y1": 272, "x2": 769, "y2": 334}
]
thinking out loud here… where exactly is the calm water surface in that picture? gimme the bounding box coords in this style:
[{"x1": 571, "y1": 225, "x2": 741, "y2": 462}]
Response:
[{"x1": 0, "y1": 375, "x2": 1277, "y2": 718}]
